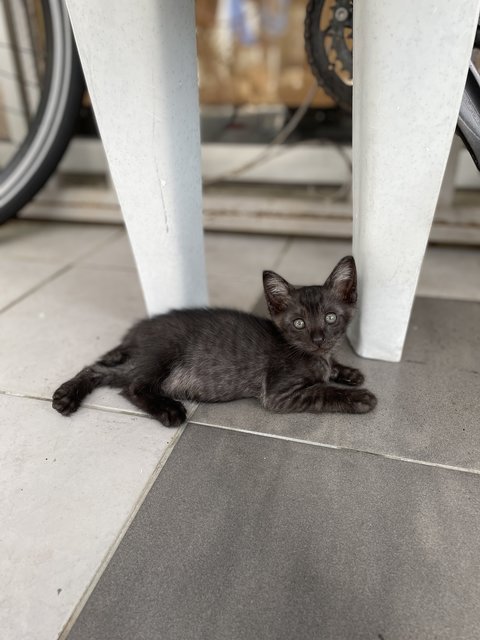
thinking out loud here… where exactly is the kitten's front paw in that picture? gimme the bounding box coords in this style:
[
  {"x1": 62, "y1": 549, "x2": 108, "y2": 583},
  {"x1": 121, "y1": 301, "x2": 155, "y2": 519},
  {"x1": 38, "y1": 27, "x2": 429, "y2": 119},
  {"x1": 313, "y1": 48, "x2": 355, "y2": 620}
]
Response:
[
  {"x1": 337, "y1": 366, "x2": 364, "y2": 387},
  {"x1": 347, "y1": 388, "x2": 377, "y2": 413},
  {"x1": 52, "y1": 382, "x2": 81, "y2": 416}
]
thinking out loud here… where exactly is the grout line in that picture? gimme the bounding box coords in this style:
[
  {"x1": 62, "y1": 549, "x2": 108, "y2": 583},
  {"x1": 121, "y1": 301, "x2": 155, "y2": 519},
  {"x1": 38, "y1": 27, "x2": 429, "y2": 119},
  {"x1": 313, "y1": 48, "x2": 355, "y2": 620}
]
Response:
[
  {"x1": 0, "y1": 227, "x2": 124, "y2": 315},
  {"x1": 245, "y1": 236, "x2": 292, "y2": 315},
  {"x1": 70, "y1": 226, "x2": 126, "y2": 264},
  {"x1": 271, "y1": 236, "x2": 293, "y2": 271},
  {"x1": 0, "y1": 388, "x2": 198, "y2": 421},
  {"x1": 0, "y1": 263, "x2": 73, "y2": 314},
  {"x1": 0, "y1": 389, "x2": 145, "y2": 418},
  {"x1": 2, "y1": 382, "x2": 477, "y2": 476},
  {"x1": 189, "y1": 419, "x2": 480, "y2": 478},
  {"x1": 74, "y1": 263, "x2": 137, "y2": 273},
  {"x1": 0, "y1": 389, "x2": 51, "y2": 402},
  {"x1": 58, "y1": 421, "x2": 188, "y2": 640}
]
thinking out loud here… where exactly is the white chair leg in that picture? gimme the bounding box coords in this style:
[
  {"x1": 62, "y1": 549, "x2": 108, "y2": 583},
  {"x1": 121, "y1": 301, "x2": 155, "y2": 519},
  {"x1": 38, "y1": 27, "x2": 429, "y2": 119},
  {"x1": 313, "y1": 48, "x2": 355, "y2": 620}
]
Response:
[
  {"x1": 64, "y1": 0, "x2": 208, "y2": 315},
  {"x1": 349, "y1": 0, "x2": 480, "y2": 362}
]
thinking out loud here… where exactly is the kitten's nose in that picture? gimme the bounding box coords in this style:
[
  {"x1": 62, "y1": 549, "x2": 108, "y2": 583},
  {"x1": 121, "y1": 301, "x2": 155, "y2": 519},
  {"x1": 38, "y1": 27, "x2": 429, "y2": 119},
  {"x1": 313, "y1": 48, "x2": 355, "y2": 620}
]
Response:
[{"x1": 312, "y1": 331, "x2": 325, "y2": 346}]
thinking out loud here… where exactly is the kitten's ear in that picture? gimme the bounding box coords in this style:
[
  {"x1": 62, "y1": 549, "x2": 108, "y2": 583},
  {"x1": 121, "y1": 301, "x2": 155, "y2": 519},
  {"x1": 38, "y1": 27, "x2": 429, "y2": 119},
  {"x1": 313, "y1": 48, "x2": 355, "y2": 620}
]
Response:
[
  {"x1": 324, "y1": 256, "x2": 357, "y2": 304},
  {"x1": 263, "y1": 271, "x2": 292, "y2": 314}
]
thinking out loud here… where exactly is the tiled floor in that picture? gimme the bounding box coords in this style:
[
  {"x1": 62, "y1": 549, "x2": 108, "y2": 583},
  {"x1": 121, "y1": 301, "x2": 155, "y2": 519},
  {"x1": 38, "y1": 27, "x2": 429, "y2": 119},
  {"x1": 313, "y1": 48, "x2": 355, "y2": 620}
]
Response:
[
  {"x1": 68, "y1": 426, "x2": 480, "y2": 640},
  {"x1": 1, "y1": 219, "x2": 479, "y2": 640}
]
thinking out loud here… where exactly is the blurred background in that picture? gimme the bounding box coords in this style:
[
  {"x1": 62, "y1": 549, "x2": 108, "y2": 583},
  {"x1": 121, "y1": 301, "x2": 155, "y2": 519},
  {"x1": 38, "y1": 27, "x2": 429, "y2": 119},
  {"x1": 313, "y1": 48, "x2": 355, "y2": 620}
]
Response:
[{"x1": 1, "y1": 0, "x2": 480, "y2": 244}]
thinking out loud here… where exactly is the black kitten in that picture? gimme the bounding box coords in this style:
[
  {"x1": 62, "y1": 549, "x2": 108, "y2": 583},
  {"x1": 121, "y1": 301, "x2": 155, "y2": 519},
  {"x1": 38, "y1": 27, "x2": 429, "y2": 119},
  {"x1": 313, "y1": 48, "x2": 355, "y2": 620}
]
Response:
[{"x1": 52, "y1": 256, "x2": 377, "y2": 426}]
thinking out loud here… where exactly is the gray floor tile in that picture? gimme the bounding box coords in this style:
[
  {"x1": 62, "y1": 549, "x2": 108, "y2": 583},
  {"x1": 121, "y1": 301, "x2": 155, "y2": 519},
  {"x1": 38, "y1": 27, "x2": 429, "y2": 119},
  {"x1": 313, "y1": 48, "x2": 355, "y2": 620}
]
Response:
[
  {"x1": 67, "y1": 424, "x2": 480, "y2": 640},
  {"x1": 192, "y1": 297, "x2": 480, "y2": 470}
]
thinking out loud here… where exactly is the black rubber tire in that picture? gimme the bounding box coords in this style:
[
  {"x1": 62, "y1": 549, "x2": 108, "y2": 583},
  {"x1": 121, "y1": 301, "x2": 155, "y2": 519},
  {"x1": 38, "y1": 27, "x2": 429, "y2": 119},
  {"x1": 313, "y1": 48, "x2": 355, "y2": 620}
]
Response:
[
  {"x1": 0, "y1": 0, "x2": 84, "y2": 224},
  {"x1": 305, "y1": 0, "x2": 353, "y2": 112}
]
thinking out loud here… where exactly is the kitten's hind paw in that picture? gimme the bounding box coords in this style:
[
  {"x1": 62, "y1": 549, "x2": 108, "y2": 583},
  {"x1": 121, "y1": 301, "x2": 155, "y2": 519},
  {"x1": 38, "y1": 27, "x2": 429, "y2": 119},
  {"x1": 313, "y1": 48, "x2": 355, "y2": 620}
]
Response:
[
  {"x1": 156, "y1": 399, "x2": 187, "y2": 428},
  {"x1": 52, "y1": 382, "x2": 82, "y2": 416},
  {"x1": 122, "y1": 385, "x2": 187, "y2": 427}
]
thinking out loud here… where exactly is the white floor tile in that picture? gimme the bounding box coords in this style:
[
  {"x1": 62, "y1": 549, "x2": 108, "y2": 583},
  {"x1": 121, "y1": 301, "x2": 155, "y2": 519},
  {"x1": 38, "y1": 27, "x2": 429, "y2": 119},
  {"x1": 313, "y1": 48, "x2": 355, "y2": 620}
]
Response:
[
  {"x1": 79, "y1": 232, "x2": 135, "y2": 270},
  {"x1": 81, "y1": 231, "x2": 289, "y2": 310},
  {"x1": 274, "y1": 237, "x2": 480, "y2": 301},
  {"x1": 0, "y1": 220, "x2": 119, "y2": 265},
  {"x1": 205, "y1": 232, "x2": 289, "y2": 309},
  {"x1": 0, "y1": 266, "x2": 145, "y2": 399},
  {"x1": 0, "y1": 394, "x2": 177, "y2": 640},
  {"x1": 274, "y1": 237, "x2": 352, "y2": 284},
  {"x1": 419, "y1": 245, "x2": 480, "y2": 301},
  {"x1": 0, "y1": 258, "x2": 60, "y2": 311}
]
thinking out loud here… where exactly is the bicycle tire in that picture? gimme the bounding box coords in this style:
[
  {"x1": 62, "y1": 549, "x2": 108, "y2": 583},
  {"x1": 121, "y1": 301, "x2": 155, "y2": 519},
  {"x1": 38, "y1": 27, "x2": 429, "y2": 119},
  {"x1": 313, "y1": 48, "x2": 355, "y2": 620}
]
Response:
[{"x1": 0, "y1": 0, "x2": 84, "y2": 224}]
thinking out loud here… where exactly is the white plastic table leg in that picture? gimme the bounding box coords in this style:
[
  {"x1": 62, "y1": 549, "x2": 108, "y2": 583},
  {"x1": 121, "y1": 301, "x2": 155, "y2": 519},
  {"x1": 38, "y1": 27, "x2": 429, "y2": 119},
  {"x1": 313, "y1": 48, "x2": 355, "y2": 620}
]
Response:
[
  {"x1": 64, "y1": 0, "x2": 208, "y2": 315},
  {"x1": 349, "y1": 0, "x2": 480, "y2": 362}
]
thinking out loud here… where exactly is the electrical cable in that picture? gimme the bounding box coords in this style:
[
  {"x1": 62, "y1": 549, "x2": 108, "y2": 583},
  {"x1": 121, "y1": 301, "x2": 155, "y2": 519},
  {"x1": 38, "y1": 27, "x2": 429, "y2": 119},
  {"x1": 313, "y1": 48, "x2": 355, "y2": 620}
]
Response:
[{"x1": 203, "y1": 81, "x2": 352, "y2": 199}]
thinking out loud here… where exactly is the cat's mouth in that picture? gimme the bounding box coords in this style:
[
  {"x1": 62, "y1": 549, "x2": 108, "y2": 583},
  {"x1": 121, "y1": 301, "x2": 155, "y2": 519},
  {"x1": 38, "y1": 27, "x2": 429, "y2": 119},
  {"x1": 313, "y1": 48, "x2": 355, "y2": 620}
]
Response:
[
  {"x1": 312, "y1": 342, "x2": 333, "y2": 355},
  {"x1": 312, "y1": 344, "x2": 327, "y2": 354}
]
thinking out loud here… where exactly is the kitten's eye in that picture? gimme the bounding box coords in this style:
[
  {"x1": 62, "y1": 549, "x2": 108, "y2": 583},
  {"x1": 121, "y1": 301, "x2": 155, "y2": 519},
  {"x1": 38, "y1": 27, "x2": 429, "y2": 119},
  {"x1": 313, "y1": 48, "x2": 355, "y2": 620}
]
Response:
[
  {"x1": 325, "y1": 312, "x2": 337, "y2": 324},
  {"x1": 293, "y1": 318, "x2": 305, "y2": 330}
]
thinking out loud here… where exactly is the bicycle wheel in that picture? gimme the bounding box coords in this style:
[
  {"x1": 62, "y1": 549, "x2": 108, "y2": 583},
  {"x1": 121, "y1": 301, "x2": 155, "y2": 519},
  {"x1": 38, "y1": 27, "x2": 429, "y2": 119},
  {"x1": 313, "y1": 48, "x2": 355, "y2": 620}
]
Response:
[
  {"x1": 0, "y1": 0, "x2": 84, "y2": 223},
  {"x1": 305, "y1": 0, "x2": 353, "y2": 112}
]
